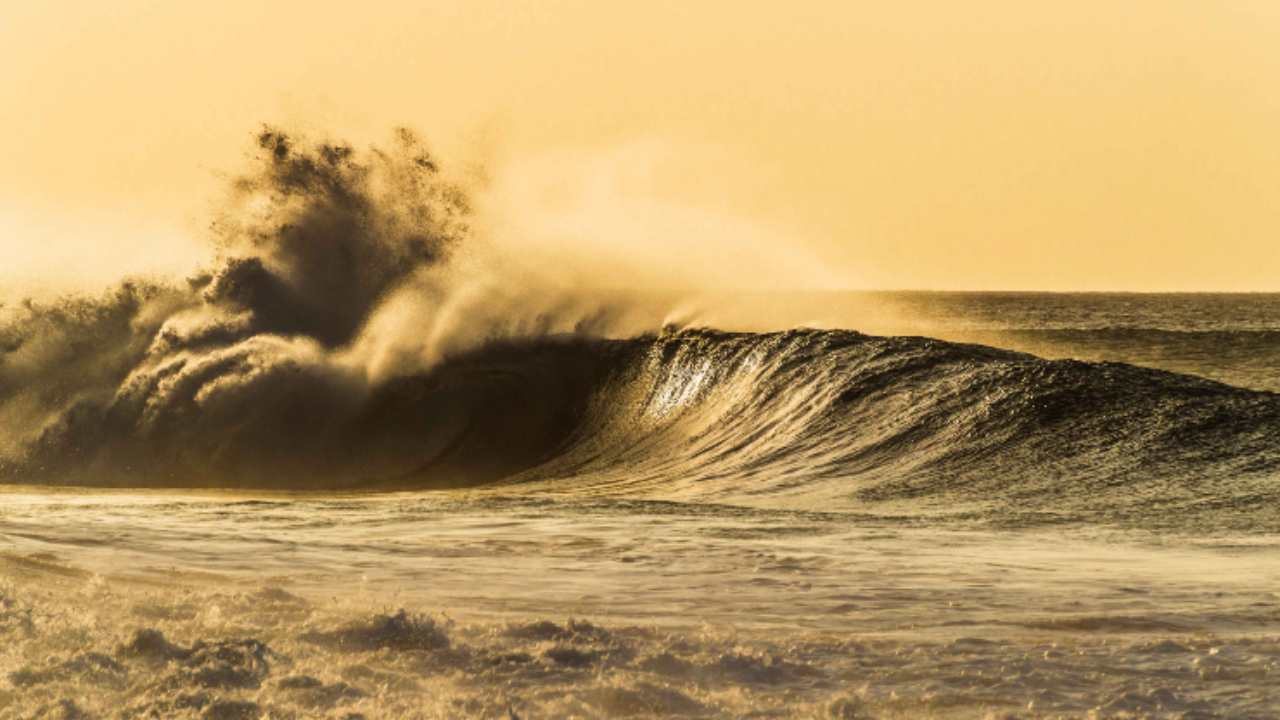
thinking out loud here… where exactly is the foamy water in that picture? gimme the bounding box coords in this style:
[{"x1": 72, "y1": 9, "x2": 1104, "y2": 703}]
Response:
[{"x1": 4, "y1": 491, "x2": 1279, "y2": 719}]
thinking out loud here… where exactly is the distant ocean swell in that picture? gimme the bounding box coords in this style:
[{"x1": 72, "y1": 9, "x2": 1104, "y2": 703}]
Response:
[{"x1": 940, "y1": 327, "x2": 1280, "y2": 392}]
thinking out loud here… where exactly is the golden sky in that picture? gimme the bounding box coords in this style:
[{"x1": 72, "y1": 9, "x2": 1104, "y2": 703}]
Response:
[{"x1": 2, "y1": 1, "x2": 1278, "y2": 292}]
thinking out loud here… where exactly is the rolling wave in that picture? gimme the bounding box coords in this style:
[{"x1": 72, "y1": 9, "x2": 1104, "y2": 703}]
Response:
[
  {"x1": 3, "y1": 128, "x2": 1278, "y2": 529},
  {"x1": 6, "y1": 324, "x2": 1280, "y2": 529},
  {"x1": 511, "y1": 329, "x2": 1280, "y2": 527}
]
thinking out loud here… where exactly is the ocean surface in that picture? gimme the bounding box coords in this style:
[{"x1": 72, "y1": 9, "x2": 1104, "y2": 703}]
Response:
[{"x1": 3, "y1": 291, "x2": 1280, "y2": 719}]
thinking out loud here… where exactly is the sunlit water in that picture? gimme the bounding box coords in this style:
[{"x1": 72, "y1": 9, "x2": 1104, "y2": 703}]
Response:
[{"x1": 3, "y1": 293, "x2": 1279, "y2": 719}]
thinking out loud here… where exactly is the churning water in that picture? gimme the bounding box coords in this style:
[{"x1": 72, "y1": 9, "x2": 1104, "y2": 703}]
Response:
[{"x1": 2, "y1": 134, "x2": 1279, "y2": 718}]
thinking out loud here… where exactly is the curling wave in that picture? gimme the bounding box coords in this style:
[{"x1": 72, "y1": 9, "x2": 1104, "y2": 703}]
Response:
[
  {"x1": 5, "y1": 323, "x2": 1280, "y2": 527},
  {"x1": 2, "y1": 128, "x2": 1278, "y2": 529},
  {"x1": 512, "y1": 329, "x2": 1280, "y2": 527}
]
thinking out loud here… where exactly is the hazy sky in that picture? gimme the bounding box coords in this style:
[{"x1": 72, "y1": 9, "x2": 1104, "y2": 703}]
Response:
[{"x1": 2, "y1": 1, "x2": 1278, "y2": 292}]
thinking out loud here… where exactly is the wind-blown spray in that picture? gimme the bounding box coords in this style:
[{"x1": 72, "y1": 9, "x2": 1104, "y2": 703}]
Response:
[{"x1": 2, "y1": 129, "x2": 1279, "y2": 534}]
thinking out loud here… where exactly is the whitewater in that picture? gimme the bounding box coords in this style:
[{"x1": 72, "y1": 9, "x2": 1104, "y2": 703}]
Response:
[{"x1": 2, "y1": 131, "x2": 1279, "y2": 718}]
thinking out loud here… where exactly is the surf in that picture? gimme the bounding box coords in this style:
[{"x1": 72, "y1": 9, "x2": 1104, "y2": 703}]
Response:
[{"x1": 2, "y1": 129, "x2": 1278, "y2": 533}]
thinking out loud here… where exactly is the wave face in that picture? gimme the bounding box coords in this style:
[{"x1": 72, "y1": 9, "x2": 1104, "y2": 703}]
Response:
[
  {"x1": 512, "y1": 329, "x2": 1280, "y2": 528},
  {"x1": 5, "y1": 323, "x2": 1280, "y2": 528}
]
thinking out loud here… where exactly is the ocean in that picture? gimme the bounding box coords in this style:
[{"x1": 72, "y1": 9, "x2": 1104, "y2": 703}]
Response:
[{"x1": 2, "y1": 291, "x2": 1279, "y2": 719}]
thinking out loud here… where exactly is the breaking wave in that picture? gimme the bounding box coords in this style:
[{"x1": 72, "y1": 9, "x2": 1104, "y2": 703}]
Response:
[
  {"x1": 5, "y1": 323, "x2": 1280, "y2": 526},
  {"x1": 2, "y1": 128, "x2": 1278, "y2": 529}
]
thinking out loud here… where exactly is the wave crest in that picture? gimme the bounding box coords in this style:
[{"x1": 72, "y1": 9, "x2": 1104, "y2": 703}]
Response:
[{"x1": 3, "y1": 129, "x2": 1278, "y2": 529}]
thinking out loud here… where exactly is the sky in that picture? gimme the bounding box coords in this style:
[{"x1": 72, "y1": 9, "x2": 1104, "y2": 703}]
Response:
[{"x1": 1, "y1": 0, "x2": 1279, "y2": 292}]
